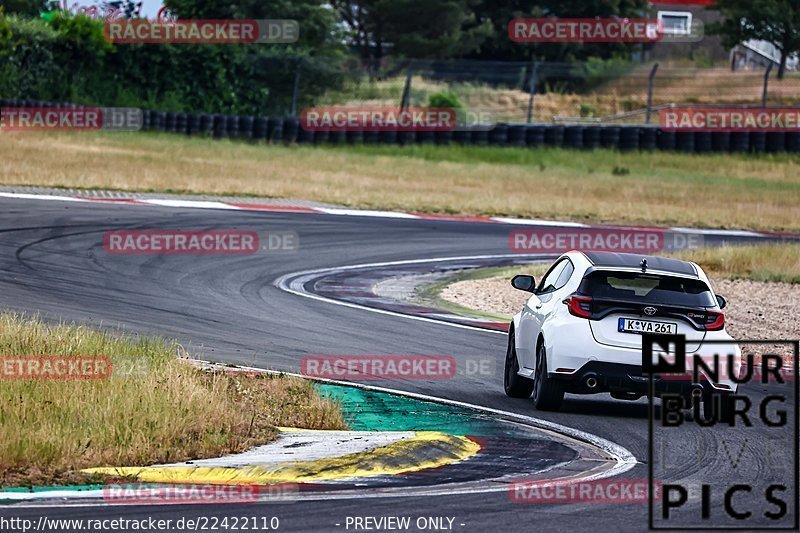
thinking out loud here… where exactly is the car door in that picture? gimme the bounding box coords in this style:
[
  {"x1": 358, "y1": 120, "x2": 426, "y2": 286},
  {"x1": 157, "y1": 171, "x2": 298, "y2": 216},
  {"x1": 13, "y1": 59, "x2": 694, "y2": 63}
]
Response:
[{"x1": 517, "y1": 259, "x2": 569, "y2": 371}]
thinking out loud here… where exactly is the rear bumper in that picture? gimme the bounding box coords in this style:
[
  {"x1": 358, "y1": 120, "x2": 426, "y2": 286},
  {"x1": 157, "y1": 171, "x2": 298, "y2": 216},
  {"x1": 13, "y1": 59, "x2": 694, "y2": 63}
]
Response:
[{"x1": 551, "y1": 361, "x2": 737, "y2": 396}]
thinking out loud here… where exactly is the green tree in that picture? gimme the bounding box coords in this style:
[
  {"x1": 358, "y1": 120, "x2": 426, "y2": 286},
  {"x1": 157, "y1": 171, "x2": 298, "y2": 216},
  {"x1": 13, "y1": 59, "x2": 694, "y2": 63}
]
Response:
[
  {"x1": 466, "y1": 0, "x2": 649, "y2": 62},
  {"x1": 164, "y1": 0, "x2": 340, "y2": 50},
  {"x1": 708, "y1": 0, "x2": 800, "y2": 79},
  {"x1": 0, "y1": 0, "x2": 51, "y2": 17},
  {"x1": 331, "y1": 0, "x2": 492, "y2": 68}
]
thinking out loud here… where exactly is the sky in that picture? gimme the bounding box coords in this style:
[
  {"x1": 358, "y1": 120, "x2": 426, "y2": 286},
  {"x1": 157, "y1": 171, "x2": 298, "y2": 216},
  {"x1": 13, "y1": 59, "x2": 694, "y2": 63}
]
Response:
[{"x1": 60, "y1": 0, "x2": 166, "y2": 18}]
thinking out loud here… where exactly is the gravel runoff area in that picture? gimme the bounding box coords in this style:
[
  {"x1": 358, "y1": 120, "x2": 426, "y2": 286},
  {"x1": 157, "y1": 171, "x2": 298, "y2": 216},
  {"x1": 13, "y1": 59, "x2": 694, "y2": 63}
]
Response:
[{"x1": 440, "y1": 276, "x2": 800, "y2": 360}]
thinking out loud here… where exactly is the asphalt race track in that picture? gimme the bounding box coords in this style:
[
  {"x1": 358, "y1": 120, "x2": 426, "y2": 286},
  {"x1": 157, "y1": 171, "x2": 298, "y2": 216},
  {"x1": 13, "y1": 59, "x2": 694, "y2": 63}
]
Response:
[{"x1": 0, "y1": 196, "x2": 797, "y2": 532}]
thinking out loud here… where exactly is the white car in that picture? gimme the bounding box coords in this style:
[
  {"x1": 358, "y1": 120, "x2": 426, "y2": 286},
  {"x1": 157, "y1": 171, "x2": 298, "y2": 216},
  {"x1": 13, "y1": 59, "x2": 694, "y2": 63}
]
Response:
[{"x1": 504, "y1": 251, "x2": 740, "y2": 418}]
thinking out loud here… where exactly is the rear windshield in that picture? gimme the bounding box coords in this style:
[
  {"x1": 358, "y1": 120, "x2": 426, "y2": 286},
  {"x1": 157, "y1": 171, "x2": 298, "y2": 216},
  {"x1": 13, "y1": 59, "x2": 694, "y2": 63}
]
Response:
[{"x1": 579, "y1": 271, "x2": 715, "y2": 307}]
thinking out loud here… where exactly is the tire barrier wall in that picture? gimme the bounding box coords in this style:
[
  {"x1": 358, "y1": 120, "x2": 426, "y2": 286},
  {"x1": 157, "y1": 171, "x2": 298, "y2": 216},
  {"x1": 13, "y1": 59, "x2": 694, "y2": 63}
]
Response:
[{"x1": 2, "y1": 99, "x2": 799, "y2": 153}]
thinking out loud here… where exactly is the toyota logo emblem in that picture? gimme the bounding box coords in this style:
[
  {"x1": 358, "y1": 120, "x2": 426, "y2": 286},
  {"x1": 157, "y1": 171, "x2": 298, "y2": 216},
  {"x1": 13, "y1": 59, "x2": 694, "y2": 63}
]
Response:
[{"x1": 643, "y1": 306, "x2": 657, "y2": 316}]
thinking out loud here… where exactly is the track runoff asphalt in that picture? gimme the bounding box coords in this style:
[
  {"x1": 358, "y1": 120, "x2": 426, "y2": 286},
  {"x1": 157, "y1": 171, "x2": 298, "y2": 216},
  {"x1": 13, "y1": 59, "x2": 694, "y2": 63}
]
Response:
[{"x1": 0, "y1": 196, "x2": 796, "y2": 532}]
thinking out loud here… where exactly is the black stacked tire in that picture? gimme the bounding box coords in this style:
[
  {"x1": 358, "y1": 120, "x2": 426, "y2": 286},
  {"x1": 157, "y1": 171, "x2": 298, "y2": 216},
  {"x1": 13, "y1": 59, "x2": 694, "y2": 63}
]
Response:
[
  {"x1": 525, "y1": 125, "x2": 545, "y2": 147},
  {"x1": 379, "y1": 130, "x2": 398, "y2": 144},
  {"x1": 198, "y1": 114, "x2": 213, "y2": 136},
  {"x1": 453, "y1": 129, "x2": 471, "y2": 144},
  {"x1": 416, "y1": 130, "x2": 435, "y2": 144},
  {"x1": 675, "y1": 131, "x2": 695, "y2": 152},
  {"x1": 397, "y1": 131, "x2": 416, "y2": 145},
  {"x1": 711, "y1": 131, "x2": 730, "y2": 152},
  {"x1": 656, "y1": 129, "x2": 676, "y2": 151},
  {"x1": 583, "y1": 126, "x2": 601, "y2": 149},
  {"x1": 730, "y1": 131, "x2": 749, "y2": 152},
  {"x1": 268, "y1": 118, "x2": 283, "y2": 143},
  {"x1": 150, "y1": 111, "x2": 165, "y2": 132},
  {"x1": 640, "y1": 126, "x2": 658, "y2": 151},
  {"x1": 600, "y1": 126, "x2": 621, "y2": 149},
  {"x1": 619, "y1": 126, "x2": 640, "y2": 151},
  {"x1": 694, "y1": 131, "x2": 712, "y2": 153},
  {"x1": 329, "y1": 130, "x2": 347, "y2": 145},
  {"x1": 543, "y1": 125, "x2": 564, "y2": 147},
  {"x1": 363, "y1": 130, "x2": 379, "y2": 144},
  {"x1": 786, "y1": 132, "x2": 800, "y2": 152},
  {"x1": 314, "y1": 130, "x2": 330, "y2": 144},
  {"x1": 238, "y1": 115, "x2": 254, "y2": 139},
  {"x1": 472, "y1": 129, "x2": 489, "y2": 146},
  {"x1": 164, "y1": 112, "x2": 176, "y2": 133},
  {"x1": 186, "y1": 113, "x2": 200, "y2": 135},
  {"x1": 508, "y1": 125, "x2": 527, "y2": 147},
  {"x1": 283, "y1": 118, "x2": 300, "y2": 143},
  {"x1": 297, "y1": 126, "x2": 315, "y2": 144},
  {"x1": 563, "y1": 125, "x2": 584, "y2": 149},
  {"x1": 750, "y1": 131, "x2": 766, "y2": 153},
  {"x1": 489, "y1": 124, "x2": 509, "y2": 145},
  {"x1": 212, "y1": 114, "x2": 226, "y2": 138},
  {"x1": 174, "y1": 112, "x2": 188, "y2": 135},
  {"x1": 252, "y1": 117, "x2": 268, "y2": 141},
  {"x1": 346, "y1": 129, "x2": 364, "y2": 144},
  {"x1": 435, "y1": 130, "x2": 452, "y2": 145},
  {"x1": 225, "y1": 115, "x2": 239, "y2": 138},
  {"x1": 765, "y1": 132, "x2": 785, "y2": 153}
]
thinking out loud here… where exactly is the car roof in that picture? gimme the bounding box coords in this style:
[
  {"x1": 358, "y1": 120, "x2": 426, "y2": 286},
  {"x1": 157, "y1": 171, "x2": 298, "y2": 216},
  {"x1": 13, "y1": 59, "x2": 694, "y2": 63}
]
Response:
[{"x1": 579, "y1": 251, "x2": 697, "y2": 277}]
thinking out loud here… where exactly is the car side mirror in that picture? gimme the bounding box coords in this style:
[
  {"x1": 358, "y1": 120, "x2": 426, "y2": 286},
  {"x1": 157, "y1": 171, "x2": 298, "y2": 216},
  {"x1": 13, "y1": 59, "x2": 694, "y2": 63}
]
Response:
[
  {"x1": 716, "y1": 294, "x2": 727, "y2": 309},
  {"x1": 511, "y1": 275, "x2": 537, "y2": 293}
]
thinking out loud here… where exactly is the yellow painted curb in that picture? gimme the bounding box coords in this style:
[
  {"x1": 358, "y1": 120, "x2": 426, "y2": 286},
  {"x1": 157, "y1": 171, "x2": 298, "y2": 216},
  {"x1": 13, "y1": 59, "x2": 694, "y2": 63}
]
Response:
[{"x1": 83, "y1": 430, "x2": 480, "y2": 485}]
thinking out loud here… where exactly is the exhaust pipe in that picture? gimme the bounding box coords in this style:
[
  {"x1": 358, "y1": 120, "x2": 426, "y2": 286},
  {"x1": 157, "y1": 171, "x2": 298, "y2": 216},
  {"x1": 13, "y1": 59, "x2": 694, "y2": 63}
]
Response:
[{"x1": 585, "y1": 375, "x2": 599, "y2": 389}]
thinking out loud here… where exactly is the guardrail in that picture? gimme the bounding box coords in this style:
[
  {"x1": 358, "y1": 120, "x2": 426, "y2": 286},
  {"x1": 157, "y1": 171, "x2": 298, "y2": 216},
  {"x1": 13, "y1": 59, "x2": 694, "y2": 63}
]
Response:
[{"x1": 3, "y1": 99, "x2": 798, "y2": 154}]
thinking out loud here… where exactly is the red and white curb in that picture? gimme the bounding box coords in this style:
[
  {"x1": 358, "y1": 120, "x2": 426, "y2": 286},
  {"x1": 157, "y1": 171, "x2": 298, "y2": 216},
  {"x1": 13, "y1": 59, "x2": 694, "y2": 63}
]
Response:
[{"x1": 0, "y1": 191, "x2": 794, "y2": 238}]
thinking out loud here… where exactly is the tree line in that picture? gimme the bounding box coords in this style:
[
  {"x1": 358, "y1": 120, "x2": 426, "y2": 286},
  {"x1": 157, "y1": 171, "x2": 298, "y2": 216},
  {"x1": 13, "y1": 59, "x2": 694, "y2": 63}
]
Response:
[{"x1": 0, "y1": 0, "x2": 796, "y2": 116}]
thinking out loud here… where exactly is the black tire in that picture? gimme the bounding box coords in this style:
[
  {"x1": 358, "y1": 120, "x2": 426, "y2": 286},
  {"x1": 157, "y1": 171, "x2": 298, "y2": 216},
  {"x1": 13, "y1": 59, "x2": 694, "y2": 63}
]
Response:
[
  {"x1": 504, "y1": 327, "x2": 534, "y2": 398},
  {"x1": 703, "y1": 391, "x2": 734, "y2": 424},
  {"x1": 533, "y1": 341, "x2": 565, "y2": 411}
]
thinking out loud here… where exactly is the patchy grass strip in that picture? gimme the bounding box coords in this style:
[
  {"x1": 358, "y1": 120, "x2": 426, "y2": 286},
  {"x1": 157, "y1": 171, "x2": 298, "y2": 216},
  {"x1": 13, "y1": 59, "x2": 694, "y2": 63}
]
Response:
[
  {"x1": 1, "y1": 131, "x2": 799, "y2": 231},
  {"x1": 0, "y1": 313, "x2": 345, "y2": 488},
  {"x1": 667, "y1": 244, "x2": 800, "y2": 284}
]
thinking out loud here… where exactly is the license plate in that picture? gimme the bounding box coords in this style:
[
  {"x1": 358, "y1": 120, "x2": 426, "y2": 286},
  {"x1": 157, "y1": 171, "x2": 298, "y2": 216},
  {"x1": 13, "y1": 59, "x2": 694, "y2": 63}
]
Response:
[{"x1": 618, "y1": 317, "x2": 678, "y2": 335}]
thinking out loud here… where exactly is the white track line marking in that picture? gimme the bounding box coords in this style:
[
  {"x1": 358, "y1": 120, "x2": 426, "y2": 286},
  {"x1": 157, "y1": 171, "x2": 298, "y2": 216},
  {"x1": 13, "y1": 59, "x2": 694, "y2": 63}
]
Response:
[
  {"x1": 274, "y1": 253, "x2": 556, "y2": 335},
  {"x1": 0, "y1": 190, "x2": 783, "y2": 238}
]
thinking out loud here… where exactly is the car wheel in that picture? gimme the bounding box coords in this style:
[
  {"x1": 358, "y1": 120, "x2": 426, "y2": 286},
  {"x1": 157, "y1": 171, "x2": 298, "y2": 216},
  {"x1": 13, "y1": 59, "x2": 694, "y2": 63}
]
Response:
[
  {"x1": 532, "y1": 340, "x2": 565, "y2": 411},
  {"x1": 504, "y1": 326, "x2": 534, "y2": 398},
  {"x1": 703, "y1": 391, "x2": 734, "y2": 424}
]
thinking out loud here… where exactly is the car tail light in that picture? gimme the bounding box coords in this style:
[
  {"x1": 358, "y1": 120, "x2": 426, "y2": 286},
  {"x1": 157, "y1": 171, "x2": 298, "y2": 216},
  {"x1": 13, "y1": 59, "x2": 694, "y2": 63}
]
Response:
[
  {"x1": 705, "y1": 311, "x2": 725, "y2": 331},
  {"x1": 564, "y1": 295, "x2": 592, "y2": 318}
]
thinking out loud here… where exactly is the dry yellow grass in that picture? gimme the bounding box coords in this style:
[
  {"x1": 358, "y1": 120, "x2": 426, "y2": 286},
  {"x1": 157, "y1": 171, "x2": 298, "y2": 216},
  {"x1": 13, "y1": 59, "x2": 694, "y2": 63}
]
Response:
[
  {"x1": 669, "y1": 244, "x2": 800, "y2": 284},
  {"x1": 0, "y1": 313, "x2": 346, "y2": 487},
  {"x1": 1, "y1": 131, "x2": 799, "y2": 231},
  {"x1": 323, "y1": 67, "x2": 800, "y2": 122}
]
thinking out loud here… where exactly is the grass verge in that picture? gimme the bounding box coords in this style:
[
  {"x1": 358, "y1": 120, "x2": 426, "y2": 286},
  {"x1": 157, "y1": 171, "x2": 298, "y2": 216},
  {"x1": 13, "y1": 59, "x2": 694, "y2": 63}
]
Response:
[
  {"x1": 448, "y1": 244, "x2": 800, "y2": 288},
  {"x1": 1, "y1": 131, "x2": 799, "y2": 231},
  {"x1": 0, "y1": 313, "x2": 346, "y2": 488},
  {"x1": 667, "y1": 244, "x2": 800, "y2": 284}
]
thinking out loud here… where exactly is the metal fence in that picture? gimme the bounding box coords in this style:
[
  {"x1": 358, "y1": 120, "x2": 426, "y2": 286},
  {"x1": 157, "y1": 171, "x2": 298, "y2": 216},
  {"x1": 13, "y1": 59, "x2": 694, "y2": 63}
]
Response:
[{"x1": 289, "y1": 58, "x2": 800, "y2": 125}]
